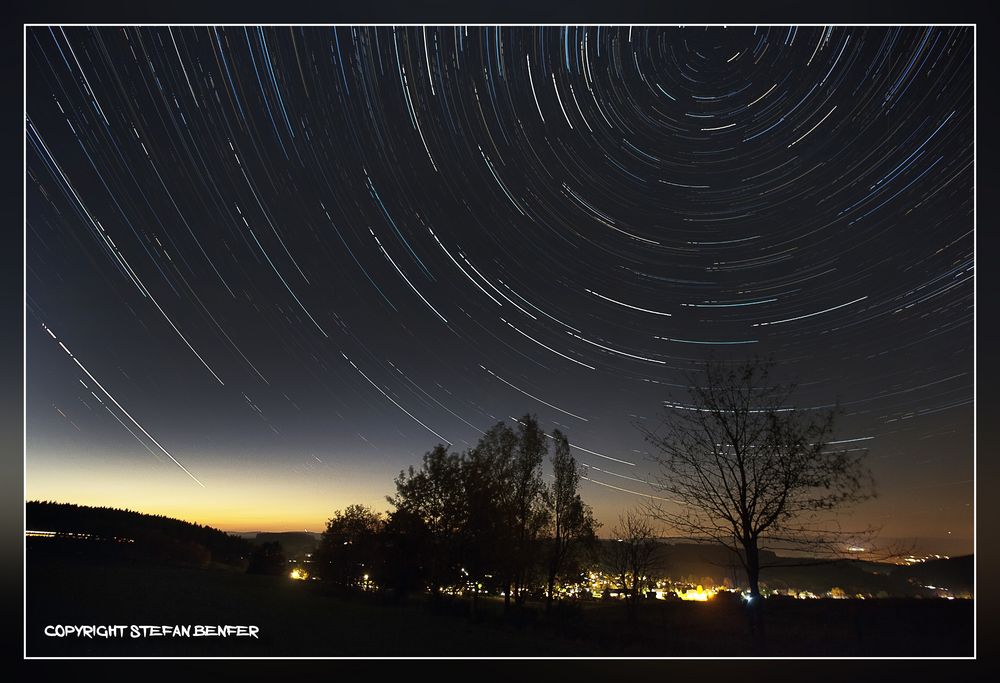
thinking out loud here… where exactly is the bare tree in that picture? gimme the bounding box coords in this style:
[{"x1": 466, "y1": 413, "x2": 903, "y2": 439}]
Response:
[
  {"x1": 638, "y1": 357, "x2": 876, "y2": 616},
  {"x1": 608, "y1": 509, "x2": 659, "y2": 620}
]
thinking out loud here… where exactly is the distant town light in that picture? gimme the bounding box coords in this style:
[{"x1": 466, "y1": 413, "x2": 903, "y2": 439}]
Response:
[{"x1": 677, "y1": 584, "x2": 716, "y2": 601}]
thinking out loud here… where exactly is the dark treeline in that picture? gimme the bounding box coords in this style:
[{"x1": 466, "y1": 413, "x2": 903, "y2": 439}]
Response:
[
  {"x1": 26, "y1": 501, "x2": 252, "y2": 568},
  {"x1": 312, "y1": 414, "x2": 599, "y2": 614},
  {"x1": 246, "y1": 541, "x2": 287, "y2": 576}
]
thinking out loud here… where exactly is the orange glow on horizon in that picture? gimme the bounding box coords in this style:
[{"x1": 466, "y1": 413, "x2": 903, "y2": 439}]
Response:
[{"x1": 25, "y1": 452, "x2": 396, "y2": 532}]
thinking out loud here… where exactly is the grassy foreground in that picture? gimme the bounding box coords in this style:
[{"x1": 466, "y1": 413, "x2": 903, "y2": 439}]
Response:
[{"x1": 26, "y1": 553, "x2": 973, "y2": 657}]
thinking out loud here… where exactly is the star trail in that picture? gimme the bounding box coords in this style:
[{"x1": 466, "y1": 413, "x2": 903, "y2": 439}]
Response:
[{"x1": 25, "y1": 26, "x2": 973, "y2": 547}]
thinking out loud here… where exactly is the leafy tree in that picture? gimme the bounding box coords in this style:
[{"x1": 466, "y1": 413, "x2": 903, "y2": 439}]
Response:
[
  {"x1": 459, "y1": 422, "x2": 518, "y2": 614},
  {"x1": 509, "y1": 414, "x2": 551, "y2": 606},
  {"x1": 378, "y1": 508, "x2": 430, "y2": 601},
  {"x1": 544, "y1": 429, "x2": 599, "y2": 612},
  {"x1": 383, "y1": 415, "x2": 599, "y2": 614},
  {"x1": 388, "y1": 444, "x2": 465, "y2": 595},
  {"x1": 314, "y1": 504, "x2": 384, "y2": 588}
]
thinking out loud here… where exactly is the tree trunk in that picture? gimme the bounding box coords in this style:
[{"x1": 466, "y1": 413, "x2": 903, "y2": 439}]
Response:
[
  {"x1": 746, "y1": 539, "x2": 761, "y2": 599},
  {"x1": 546, "y1": 548, "x2": 558, "y2": 613},
  {"x1": 632, "y1": 573, "x2": 641, "y2": 623},
  {"x1": 514, "y1": 568, "x2": 528, "y2": 606},
  {"x1": 547, "y1": 529, "x2": 561, "y2": 614},
  {"x1": 744, "y1": 538, "x2": 766, "y2": 652}
]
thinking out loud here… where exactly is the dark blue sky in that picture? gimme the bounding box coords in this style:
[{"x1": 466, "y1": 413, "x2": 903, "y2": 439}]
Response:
[{"x1": 25, "y1": 26, "x2": 972, "y2": 549}]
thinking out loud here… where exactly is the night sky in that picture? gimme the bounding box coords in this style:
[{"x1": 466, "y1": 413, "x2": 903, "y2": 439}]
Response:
[{"x1": 25, "y1": 26, "x2": 973, "y2": 550}]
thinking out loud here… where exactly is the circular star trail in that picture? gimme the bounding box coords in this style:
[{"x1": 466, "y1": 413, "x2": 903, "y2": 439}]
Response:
[{"x1": 25, "y1": 26, "x2": 973, "y2": 545}]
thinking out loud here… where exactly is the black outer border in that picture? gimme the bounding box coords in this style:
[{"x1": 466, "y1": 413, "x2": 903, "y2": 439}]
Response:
[{"x1": 6, "y1": 1, "x2": 995, "y2": 677}]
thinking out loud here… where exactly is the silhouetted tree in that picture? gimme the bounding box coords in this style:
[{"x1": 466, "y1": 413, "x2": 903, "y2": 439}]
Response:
[
  {"x1": 639, "y1": 357, "x2": 876, "y2": 638},
  {"x1": 459, "y1": 422, "x2": 518, "y2": 615},
  {"x1": 388, "y1": 444, "x2": 465, "y2": 596},
  {"x1": 384, "y1": 415, "x2": 597, "y2": 613},
  {"x1": 378, "y1": 508, "x2": 431, "y2": 601},
  {"x1": 314, "y1": 504, "x2": 385, "y2": 589},
  {"x1": 608, "y1": 509, "x2": 659, "y2": 621},
  {"x1": 247, "y1": 541, "x2": 286, "y2": 576},
  {"x1": 509, "y1": 414, "x2": 551, "y2": 606},
  {"x1": 544, "y1": 429, "x2": 599, "y2": 612}
]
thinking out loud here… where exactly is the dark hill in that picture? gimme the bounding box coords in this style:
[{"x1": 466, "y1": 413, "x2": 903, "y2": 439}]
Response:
[
  {"x1": 892, "y1": 555, "x2": 973, "y2": 595},
  {"x1": 26, "y1": 501, "x2": 253, "y2": 568},
  {"x1": 253, "y1": 532, "x2": 319, "y2": 559}
]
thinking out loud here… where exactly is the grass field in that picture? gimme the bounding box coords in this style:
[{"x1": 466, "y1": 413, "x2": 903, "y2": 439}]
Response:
[{"x1": 26, "y1": 552, "x2": 973, "y2": 657}]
